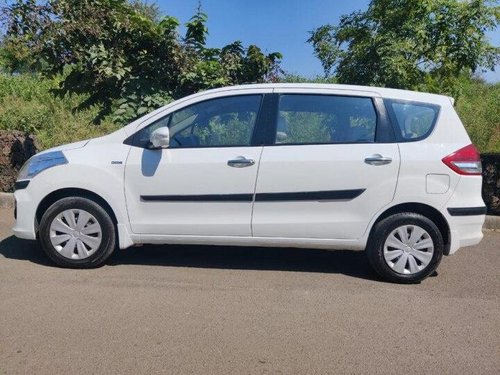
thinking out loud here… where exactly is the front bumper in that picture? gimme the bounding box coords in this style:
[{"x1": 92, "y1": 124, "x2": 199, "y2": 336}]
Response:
[{"x1": 12, "y1": 187, "x2": 38, "y2": 240}]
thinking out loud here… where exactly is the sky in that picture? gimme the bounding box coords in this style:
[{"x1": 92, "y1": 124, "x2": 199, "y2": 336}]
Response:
[{"x1": 155, "y1": 0, "x2": 500, "y2": 82}]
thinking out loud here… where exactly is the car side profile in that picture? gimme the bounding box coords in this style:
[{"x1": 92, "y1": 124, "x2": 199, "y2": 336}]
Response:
[{"x1": 12, "y1": 83, "x2": 486, "y2": 283}]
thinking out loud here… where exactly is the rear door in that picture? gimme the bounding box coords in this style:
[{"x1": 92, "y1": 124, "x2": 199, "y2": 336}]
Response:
[{"x1": 252, "y1": 89, "x2": 400, "y2": 239}]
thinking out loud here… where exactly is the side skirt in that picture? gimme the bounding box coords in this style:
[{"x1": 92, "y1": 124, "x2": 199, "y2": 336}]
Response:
[{"x1": 129, "y1": 234, "x2": 366, "y2": 251}]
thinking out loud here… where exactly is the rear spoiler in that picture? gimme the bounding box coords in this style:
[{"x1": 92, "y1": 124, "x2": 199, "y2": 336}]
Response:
[{"x1": 447, "y1": 96, "x2": 455, "y2": 106}]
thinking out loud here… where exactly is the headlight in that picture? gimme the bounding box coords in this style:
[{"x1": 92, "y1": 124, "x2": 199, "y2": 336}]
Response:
[{"x1": 17, "y1": 151, "x2": 68, "y2": 181}]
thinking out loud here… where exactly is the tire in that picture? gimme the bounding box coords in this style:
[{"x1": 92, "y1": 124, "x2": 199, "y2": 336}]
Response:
[
  {"x1": 38, "y1": 197, "x2": 116, "y2": 268},
  {"x1": 366, "y1": 212, "x2": 444, "y2": 284}
]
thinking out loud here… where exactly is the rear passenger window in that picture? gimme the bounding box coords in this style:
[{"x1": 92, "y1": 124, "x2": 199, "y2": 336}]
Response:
[
  {"x1": 387, "y1": 100, "x2": 439, "y2": 140},
  {"x1": 275, "y1": 95, "x2": 377, "y2": 145}
]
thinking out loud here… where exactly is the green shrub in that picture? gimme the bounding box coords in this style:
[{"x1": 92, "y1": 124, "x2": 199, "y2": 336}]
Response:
[
  {"x1": 0, "y1": 73, "x2": 120, "y2": 150},
  {"x1": 0, "y1": 96, "x2": 53, "y2": 133},
  {"x1": 455, "y1": 79, "x2": 500, "y2": 153}
]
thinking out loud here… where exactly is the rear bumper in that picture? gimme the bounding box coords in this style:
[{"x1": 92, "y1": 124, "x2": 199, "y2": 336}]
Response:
[{"x1": 445, "y1": 208, "x2": 485, "y2": 255}]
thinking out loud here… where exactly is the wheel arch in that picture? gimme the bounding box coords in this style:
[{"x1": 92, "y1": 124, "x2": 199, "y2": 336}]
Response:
[
  {"x1": 35, "y1": 188, "x2": 118, "y2": 229},
  {"x1": 369, "y1": 202, "x2": 451, "y2": 255}
]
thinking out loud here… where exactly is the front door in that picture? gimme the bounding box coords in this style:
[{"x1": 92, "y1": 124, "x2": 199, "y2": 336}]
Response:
[{"x1": 124, "y1": 94, "x2": 264, "y2": 236}]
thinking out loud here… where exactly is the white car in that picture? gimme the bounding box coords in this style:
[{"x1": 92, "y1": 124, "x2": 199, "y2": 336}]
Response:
[{"x1": 12, "y1": 84, "x2": 486, "y2": 283}]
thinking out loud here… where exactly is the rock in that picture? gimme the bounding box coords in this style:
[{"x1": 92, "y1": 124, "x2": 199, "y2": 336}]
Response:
[
  {"x1": 481, "y1": 153, "x2": 500, "y2": 216},
  {"x1": 0, "y1": 131, "x2": 38, "y2": 192}
]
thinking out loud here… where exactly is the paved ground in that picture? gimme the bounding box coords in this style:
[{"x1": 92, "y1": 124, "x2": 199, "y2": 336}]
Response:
[{"x1": 0, "y1": 208, "x2": 498, "y2": 374}]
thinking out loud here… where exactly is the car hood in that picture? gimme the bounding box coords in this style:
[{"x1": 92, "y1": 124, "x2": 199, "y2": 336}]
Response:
[{"x1": 37, "y1": 139, "x2": 90, "y2": 156}]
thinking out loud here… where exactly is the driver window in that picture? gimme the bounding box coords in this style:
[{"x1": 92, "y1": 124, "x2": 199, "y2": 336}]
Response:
[
  {"x1": 168, "y1": 95, "x2": 262, "y2": 148},
  {"x1": 135, "y1": 95, "x2": 262, "y2": 149}
]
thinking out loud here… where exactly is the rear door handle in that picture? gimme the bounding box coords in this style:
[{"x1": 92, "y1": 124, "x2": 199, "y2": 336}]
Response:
[
  {"x1": 227, "y1": 156, "x2": 255, "y2": 168},
  {"x1": 364, "y1": 154, "x2": 392, "y2": 166}
]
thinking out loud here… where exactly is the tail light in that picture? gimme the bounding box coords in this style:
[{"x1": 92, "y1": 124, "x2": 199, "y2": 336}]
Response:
[{"x1": 442, "y1": 144, "x2": 482, "y2": 175}]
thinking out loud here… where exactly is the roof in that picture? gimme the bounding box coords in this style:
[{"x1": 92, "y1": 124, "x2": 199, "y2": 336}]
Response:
[{"x1": 196, "y1": 83, "x2": 454, "y2": 105}]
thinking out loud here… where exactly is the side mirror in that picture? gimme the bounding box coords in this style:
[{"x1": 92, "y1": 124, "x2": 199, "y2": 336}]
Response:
[{"x1": 150, "y1": 127, "x2": 170, "y2": 149}]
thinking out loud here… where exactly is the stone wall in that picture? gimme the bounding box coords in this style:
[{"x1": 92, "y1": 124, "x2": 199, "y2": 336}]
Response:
[
  {"x1": 0, "y1": 131, "x2": 38, "y2": 192},
  {"x1": 481, "y1": 153, "x2": 500, "y2": 216}
]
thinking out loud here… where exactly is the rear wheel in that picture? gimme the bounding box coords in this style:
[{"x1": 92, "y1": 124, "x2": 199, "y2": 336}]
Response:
[
  {"x1": 39, "y1": 197, "x2": 116, "y2": 268},
  {"x1": 366, "y1": 213, "x2": 444, "y2": 283}
]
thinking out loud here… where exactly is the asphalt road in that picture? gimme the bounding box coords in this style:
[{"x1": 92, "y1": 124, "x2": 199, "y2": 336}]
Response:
[{"x1": 0, "y1": 208, "x2": 499, "y2": 374}]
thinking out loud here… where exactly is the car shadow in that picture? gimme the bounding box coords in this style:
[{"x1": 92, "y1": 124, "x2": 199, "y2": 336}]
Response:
[
  {"x1": 0, "y1": 235, "x2": 379, "y2": 281},
  {"x1": 0, "y1": 235, "x2": 54, "y2": 266}
]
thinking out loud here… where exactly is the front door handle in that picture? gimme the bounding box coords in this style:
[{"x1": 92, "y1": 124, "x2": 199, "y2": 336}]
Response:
[
  {"x1": 227, "y1": 156, "x2": 255, "y2": 168},
  {"x1": 364, "y1": 154, "x2": 392, "y2": 166}
]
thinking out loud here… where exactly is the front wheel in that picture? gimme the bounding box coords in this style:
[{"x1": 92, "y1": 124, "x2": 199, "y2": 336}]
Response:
[
  {"x1": 38, "y1": 197, "x2": 116, "y2": 268},
  {"x1": 366, "y1": 213, "x2": 444, "y2": 284}
]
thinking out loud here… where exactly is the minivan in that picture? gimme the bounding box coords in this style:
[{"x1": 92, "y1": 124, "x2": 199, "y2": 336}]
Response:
[{"x1": 13, "y1": 84, "x2": 486, "y2": 283}]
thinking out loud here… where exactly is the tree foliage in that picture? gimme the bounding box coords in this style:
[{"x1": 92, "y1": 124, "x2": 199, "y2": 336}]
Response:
[
  {"x1": 1, "y1": 0, "x2": 282, "y2": 123},
  {"x1": 308, "y1": 0, "x2": 499, "y2": 95},
  {"x1": 129, "y1": 0, "x2": 162, "y2": 22}
]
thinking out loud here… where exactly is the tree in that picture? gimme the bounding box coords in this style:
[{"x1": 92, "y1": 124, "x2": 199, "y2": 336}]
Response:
[
  {"x1": 306, "y1": 25, "x2": 339, "y2": 79},
  {"x1": 129, "y1": 0, "x2": 162, "y2": 22},
  {"x1": 307, "y1": 0, "x2": 499, "y2": 96},
  {"x1": 2, "y1": 0, "x2": 282, "y2": 123}
]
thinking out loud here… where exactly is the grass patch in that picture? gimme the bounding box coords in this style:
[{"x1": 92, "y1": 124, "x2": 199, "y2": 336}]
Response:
[{"x1": 0, "y1": 73, "x2": 120, "y2": 150}]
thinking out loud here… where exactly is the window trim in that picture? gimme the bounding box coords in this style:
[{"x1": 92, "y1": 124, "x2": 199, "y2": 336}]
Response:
[
  {"x1": 125, "y1": 94, "x2": 265, "y2": 149},
  {"x1": 373, "y1": 97, "x2": 395, "y2": 143},
  {"x1": 384, "y1": 98, "x2": 441, "y2": 143},
  {"x1": 265, "y1": 93, "x2": 393, "y2": 147},
  {"x1": 252, "y1": 93, "x2": 280, "y2": 146}
]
